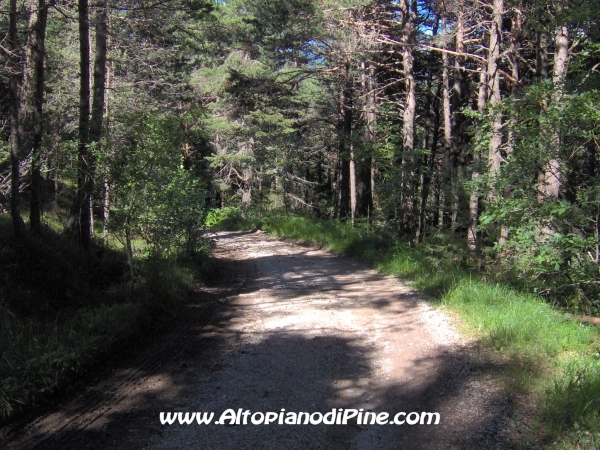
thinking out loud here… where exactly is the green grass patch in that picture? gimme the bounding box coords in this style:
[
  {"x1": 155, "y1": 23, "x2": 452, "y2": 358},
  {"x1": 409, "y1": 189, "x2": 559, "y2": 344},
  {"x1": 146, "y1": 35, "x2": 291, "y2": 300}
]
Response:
[
  {"x1": 205, "y1": 206, "x2": 263, "y2": 231},
  {"x1": 443, "y1": 280, "x2": 595, "y2": 358}
]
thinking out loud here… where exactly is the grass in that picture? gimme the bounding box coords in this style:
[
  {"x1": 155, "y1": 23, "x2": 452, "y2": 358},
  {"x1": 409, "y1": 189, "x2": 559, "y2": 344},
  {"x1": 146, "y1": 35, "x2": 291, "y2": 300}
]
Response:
[
  {"x1": 0, "y1": 213, "x2": 210, "y2": 424},
  {"x1": 443, "y1": 281, "x2": 594, "y2": 357},
  {"x1": 235, "y1": 213, "x2": 600, "y2": 448}
]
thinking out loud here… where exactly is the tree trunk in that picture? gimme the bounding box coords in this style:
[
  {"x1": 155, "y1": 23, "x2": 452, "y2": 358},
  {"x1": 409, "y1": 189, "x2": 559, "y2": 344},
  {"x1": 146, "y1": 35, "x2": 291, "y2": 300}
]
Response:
[
  {"x1": 498, "y1": 6, "x2": 522, "y2": 245},
  {"x1": 125, "y1": 219, "x2": 134, "y2": 279},
  {"x1": 416, "y1": 18, "x2": 440, "y2": 244},
  {"x1": 441, "y1": 15, "x2": 452, "y2": 230},
  {"x1": 355, "y1": 60, "x2": 374, "y2": 219},
  {"x1": 540, "y1": 20, "x2": 568, "y2": 202},
  {"x1": 66, "y1": 0, "x2": 92, "y2": 251},
  {"x1": 450, "y1": 7, "x2": 465, "y2": 231},
  {"x1": 8, "y1": 0, "x2": 23, "y2": 237},
  {"x1": 350, "y1": 146, "x2": 356, "y2": 225},
  {"x1": 89, "y1": 0, "x2": 107, "y2": 154},
  {"x1": 19, "y1": 0, "x2": 50, "y2": 234},
  {"x1": 338, "y1": 62, "x2": 353, "y2": 219},
  {"x1": 487, "y1": 0, "x2": 503, "y2": 206},
  {"x1": 468, "y1": 64, "x2": 487, "y2": 251},
  {"x1": 400, "y1": 0, "x2": 417, "y2": 232},
  {"x1": 102, "y1": 10, "x2": 112, "y2": 242},
  {"x1": 417, "y1": 83, "x2": 441, "y2": 243},
  {"x1": 535, "y1": 8, "x2": 549, "y2": 79}
]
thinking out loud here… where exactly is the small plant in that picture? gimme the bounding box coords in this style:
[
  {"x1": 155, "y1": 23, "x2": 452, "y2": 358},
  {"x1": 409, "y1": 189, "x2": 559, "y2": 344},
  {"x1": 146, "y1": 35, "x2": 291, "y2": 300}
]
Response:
[{"x1": 545, "y1": 360, "x2": 600, "y2": 437}]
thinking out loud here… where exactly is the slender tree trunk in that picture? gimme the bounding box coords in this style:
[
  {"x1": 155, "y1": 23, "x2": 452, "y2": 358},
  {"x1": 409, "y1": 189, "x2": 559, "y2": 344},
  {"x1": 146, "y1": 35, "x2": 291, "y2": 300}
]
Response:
[
  {"x1": 441, "y1": 15, "x2": 452, "y2": 229},
  {"x1": 88, "y1": 0, "x2": 108, "y2": 238},
  {"x1": 89, "y1": 0, "x2": 107, "y2": 161},
  {"x1": 535, "y1": 8, "x2": 548, "y2": 79},
  {"x1": 20, "y1": 0, "x2": 50, "y2": 233},
  {"x1": 125, "y1": 219, "x2": 134, "y2": 279},
  {"x1": 338, "y1": 62, "x2": 353, "y2": 219},
  {"x1": 102, "y1": 10, "x2": 112, "y2": 242},
  {"x1": 355, "y1": 60, "x2": 374, "y2": 219},
  {"x1": 417, "y1": 84, "x2": 441, "y2": 243},
  {"x1": 468, "y1": 63, "x2": 487, "y2": 251},
  {"x1": 541, "y1": 20, "x2": 568, "y2": 201},
  {"x1": 102, "y1": 170, "x2": 110, "y2": 241},
  {"x1": 350, "y1": 146, "x2": 356, "y2": 225},
  {"x1": 400, "y1": 0, "x2": 417, "y2": 232},
  {"x1": 66, "y1": 0, "x2": 92, "y2": 250},
  {"x1": 588, "y1": 141, "x2": 599, "y2": 262},
  {"x1": 487, "y1": 0, "x2": 503, "y2": 208},
  {"x1": 450, "y1": 7, "x2": 465, "y2": 231},
  {"x1": 416, "y1": 19, "x2": 439, "y2": 243},
  {"x1": 8, "y1": 0, "x2": 23, "y2": 237}
]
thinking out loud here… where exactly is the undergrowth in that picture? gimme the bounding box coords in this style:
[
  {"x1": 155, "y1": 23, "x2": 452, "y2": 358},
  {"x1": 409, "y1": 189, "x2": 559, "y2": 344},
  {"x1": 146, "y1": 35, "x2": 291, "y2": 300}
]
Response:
[
  {"x1": 0, "y1": 215, "x2": 210, "y2": 424},
  {"x1": 233, "y1": 213, "x2": 600, "y2": 448}
]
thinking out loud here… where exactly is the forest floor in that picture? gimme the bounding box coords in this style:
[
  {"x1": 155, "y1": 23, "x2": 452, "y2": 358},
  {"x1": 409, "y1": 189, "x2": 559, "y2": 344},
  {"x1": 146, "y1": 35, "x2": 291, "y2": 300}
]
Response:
[{"x1": 3, "y1": 231, "x2": 536, "y2": 449}]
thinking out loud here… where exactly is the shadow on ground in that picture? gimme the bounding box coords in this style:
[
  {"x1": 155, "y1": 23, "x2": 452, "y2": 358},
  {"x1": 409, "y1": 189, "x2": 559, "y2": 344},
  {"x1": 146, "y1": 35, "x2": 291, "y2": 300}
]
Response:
[{"x1": 4, "y1": 231, "x2": 522, "y2": 450}]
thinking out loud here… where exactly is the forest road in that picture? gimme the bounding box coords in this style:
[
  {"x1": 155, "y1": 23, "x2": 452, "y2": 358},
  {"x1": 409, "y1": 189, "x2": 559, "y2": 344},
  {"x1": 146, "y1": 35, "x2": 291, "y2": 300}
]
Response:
[{"x1": 4, "y1": 231, "x2": 515, "y2": 450}]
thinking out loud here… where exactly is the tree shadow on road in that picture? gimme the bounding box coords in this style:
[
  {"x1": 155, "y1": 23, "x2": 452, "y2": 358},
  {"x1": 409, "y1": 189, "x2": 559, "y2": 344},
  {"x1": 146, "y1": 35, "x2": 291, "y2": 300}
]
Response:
[{"x1": 4, "y1": 232, "x2": 522, "y2": 449}]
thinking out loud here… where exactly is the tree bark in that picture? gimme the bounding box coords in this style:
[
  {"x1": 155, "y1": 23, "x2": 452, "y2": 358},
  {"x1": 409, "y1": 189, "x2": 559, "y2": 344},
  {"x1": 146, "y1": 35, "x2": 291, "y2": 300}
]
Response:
[
  {"x1": 416, "y1": 18, "x2": 440, "y2": 244},
  {"x1": 468, "y1": 63, "x2": 487, "y2": 251},
  {"x1": 89, "y1": 0, "x2": 108, "y2": 153},
  {"x1": 441, "y1": 15, "x2": 452, "y2": 230},
  {"x1": 66, "y1": 0, "x2": 92, "y2": 251},
  {"x1": 417, "y1": 83, "x2": 441, "y2": 243},
  {"x1": 487, "y1": 0, "x2": 503, "y2": 206},
  {"x1": 498, "y1": 5, "x2": 522, "y2": 245},
  {"x1": 8, "y1": 0, "x2": 23, "y2": 237},
  {"x1": 535, "y1": 8, "x2": 549, "y2": 79},
  {"x1": 338, "y1": 62, "x2": 353, "y2": 219},
  {"x1": 102, "y1": 8, "x2": 112, "y2": 242},
  {"x1": 400, "y1": 0, "x2": 417, "y2": 232},
  {"x1": 355, "y1": 60, "x2": 374, "y2": 219},
  {"x1": 450, "y1": 7, "x2": 465, "y2": 231},
  {"x1": 19, "y1": 0, "x2": 50, "y2": 233},
  {"x1": 540, "y1": 20, "x2": 568, "y2": 202}
]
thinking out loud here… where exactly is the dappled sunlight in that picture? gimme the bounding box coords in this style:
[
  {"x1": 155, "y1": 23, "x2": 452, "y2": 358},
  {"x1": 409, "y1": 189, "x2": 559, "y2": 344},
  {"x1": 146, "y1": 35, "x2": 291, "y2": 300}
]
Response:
[{"x1": 6, "y1": 232, "x2": 519, "y2": 449}]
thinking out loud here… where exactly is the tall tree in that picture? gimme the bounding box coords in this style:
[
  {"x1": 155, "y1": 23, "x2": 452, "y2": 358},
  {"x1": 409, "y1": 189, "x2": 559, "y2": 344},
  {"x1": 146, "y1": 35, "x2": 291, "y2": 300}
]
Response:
[
  {"x1": 19, "y1": 0, "x2": 51, "y2": 233},
  {"x1": 486, "y1": 0, "x2": 504, "y2": 212},
  {"x1": 74, "y1": 0, "x2": 92, "y2": 250},
  {"x1": 467, "y1": 63, "x2": 487, "y2": 251},
  {"x1": 8, "y1": 0, "x2": 23, "y2": 236},
  {"x1": 399, "y1": 0, "x2": 418, "y2": 231},
  {"x1": 538, "y1": 5, "x2": 568, "y2": 203},
  {"x1": 356, "y1": 60, "x2": 375, "y2": 219},
  {"x1": 67, "y1": 0, "x2": 105, "y2": 251}
]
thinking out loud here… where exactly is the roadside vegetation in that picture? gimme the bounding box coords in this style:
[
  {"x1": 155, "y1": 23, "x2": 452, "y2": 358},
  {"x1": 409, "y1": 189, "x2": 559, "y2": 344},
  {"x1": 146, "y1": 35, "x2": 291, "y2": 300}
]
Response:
[
  {"x1": 0, "y1": 209, "x2": 212, "y2": 425},
  {"x1": 209, "y1": 209, "x2": 600, "y2": 448}
]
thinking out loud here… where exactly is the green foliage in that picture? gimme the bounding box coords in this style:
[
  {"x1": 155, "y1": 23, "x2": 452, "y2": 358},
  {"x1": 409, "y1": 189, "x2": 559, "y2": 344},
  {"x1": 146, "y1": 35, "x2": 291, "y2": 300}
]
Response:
[
  {"x1": 106, "y1": 111, "x2": 208, "y2": 257},
  {"x1": 205, "y1": 206, "x2": 242, "y2": 229},
  {"x1": 205, "y1": 206, "x2": 264, "y2": 230},
  {"x1": 474, "y1": 83, "x2": 600, "y2": 311}
]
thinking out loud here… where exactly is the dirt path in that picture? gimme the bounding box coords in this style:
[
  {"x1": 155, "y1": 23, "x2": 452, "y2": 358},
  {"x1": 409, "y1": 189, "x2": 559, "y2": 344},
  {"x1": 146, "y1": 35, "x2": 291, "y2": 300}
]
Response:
[{"x1": 3, "y1": 231, "x2": 516, "y2": 449}]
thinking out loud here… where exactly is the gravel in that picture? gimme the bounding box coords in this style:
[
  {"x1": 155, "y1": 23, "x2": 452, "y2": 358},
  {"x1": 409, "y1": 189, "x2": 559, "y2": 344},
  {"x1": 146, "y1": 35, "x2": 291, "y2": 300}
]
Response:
[{"x1": 4, "y1": 231, "x2": 516, "y2": 450}]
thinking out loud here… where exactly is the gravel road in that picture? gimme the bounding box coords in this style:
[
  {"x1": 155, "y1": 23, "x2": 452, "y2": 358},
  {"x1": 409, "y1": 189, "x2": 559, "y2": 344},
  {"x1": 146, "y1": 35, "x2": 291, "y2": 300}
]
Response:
[{"x1": 3, "y1": 231, "x2": 516, "y2": 450}]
